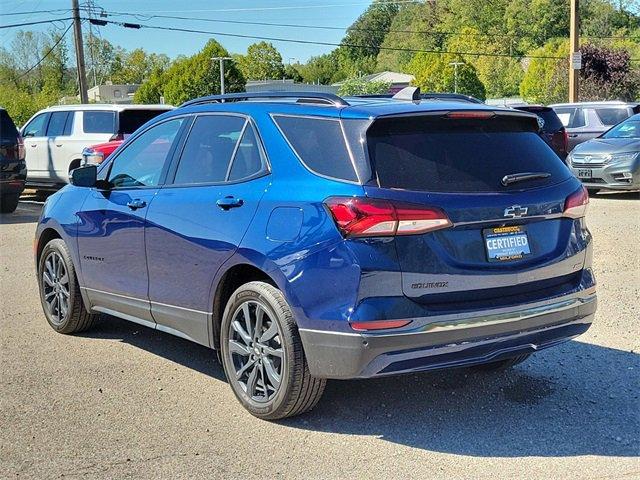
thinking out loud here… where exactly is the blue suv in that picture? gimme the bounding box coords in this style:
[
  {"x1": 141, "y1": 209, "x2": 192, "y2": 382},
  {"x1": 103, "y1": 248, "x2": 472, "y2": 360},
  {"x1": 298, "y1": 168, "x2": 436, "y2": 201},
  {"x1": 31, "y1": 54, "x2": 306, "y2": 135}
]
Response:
[{"x1": 35, "y1": 91, "x2": 597, "y2": 419}]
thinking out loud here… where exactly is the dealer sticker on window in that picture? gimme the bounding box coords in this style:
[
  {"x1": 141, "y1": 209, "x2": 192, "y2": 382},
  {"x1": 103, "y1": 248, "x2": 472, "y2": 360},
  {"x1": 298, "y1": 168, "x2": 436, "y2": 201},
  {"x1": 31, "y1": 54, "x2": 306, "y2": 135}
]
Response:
[{"x1": 483, "y1": 226, "x2": 531, "y2": 262}]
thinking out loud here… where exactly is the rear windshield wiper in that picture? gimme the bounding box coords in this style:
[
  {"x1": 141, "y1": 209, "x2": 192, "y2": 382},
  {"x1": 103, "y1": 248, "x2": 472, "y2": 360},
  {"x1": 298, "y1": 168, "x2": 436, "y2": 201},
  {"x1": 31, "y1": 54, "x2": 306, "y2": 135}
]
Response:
[{"x1": 501, "y1": 172, "x2": 551, "y2": 186}]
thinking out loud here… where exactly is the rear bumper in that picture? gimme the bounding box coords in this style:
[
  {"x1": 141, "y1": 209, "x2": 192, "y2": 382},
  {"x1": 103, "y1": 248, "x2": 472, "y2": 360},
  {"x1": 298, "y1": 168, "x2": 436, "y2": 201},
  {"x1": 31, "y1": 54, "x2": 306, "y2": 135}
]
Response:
[{"x1": 299, "y1": 290, "x2": 596, "y2": 379}]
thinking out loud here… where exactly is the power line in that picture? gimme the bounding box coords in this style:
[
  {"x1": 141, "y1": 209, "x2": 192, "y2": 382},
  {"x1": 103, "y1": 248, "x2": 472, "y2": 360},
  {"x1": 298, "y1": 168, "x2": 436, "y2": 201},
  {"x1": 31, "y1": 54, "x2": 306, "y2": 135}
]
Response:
[
  {"x1": 0, "y1": 8, "x2": 72, "y2": 16},
  {"x1": 0, "y1": 18, "x2": 75, "y2": 29},
  {"x1": 16, "y1": 23, "x2": 73, "y2": 79},
  {"x1": 82, "y1": 8, "x2": 634, "y2": 41},
  {"x1": 86, "y1": 17, "x2": 571, "y2": 60}
]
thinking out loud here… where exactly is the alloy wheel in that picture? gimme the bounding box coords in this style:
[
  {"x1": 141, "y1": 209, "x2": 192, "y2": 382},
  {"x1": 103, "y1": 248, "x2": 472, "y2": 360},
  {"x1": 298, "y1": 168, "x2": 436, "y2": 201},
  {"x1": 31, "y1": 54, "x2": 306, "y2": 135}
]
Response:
[
  {"x1": 42, "y1": 251, "x2": 70, "y2": 325},
  {"x1": 228, "y1": 300, "x2": 284, "y2": 402}
]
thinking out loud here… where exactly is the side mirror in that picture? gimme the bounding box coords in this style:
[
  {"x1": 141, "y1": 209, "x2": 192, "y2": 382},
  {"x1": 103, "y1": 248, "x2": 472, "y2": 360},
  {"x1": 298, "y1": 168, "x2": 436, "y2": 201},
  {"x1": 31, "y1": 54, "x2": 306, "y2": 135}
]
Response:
[{"x1": 69, "y1": 164, "x2": 97, "y2": 187}]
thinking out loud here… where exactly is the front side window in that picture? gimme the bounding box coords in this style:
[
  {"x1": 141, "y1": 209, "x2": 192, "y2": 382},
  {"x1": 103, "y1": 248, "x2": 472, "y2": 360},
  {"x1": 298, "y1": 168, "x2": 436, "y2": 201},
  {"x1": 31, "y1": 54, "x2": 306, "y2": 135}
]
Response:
[
  {"x1": 108, "y1": 118, "x2": 183, "y2": 188},
  {"x1": 22, "y1": 113, "x2": 49, "y2": 137},
  {"x1": 83, "y1": 111, "x2": 116, "y2": 134},
  {"x1": 46, "y1": 112, "x2": 71, "y2": 137},
  {"x1": 273, "y1": 115, "x2": 358, "y2": 182},
  {"x1": 173, "y1": 115, "x2": 246, "y2": 184}
]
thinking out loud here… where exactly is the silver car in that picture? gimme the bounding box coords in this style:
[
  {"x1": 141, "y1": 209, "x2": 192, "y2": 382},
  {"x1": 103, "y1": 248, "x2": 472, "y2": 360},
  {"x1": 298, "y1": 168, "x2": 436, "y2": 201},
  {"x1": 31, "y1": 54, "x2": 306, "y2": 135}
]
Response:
[{"x1": 567, "y1": 113, "x2": 640, "y2": 192}]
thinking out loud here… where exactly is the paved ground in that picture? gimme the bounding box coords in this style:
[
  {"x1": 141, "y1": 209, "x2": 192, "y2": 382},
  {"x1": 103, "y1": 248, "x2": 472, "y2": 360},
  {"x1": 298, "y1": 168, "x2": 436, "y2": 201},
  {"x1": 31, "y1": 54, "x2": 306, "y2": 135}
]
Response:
[{"x1": 1, "y1": 192, "x2": 638, "y2": 479}]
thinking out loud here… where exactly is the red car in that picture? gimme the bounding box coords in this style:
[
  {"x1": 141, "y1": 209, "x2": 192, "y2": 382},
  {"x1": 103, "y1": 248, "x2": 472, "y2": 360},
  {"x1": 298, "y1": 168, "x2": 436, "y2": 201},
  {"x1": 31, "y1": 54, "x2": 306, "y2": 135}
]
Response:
[{"x1": 82, "y1": 106, "x2": 174, "y2": 165}]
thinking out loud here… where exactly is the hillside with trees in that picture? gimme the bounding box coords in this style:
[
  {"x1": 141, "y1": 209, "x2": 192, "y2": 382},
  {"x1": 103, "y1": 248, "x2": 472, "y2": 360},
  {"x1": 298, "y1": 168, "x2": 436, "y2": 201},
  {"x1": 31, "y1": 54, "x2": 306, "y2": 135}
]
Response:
[{"x1": 0, "y1": 0, "x2": 638, "y2": 124}]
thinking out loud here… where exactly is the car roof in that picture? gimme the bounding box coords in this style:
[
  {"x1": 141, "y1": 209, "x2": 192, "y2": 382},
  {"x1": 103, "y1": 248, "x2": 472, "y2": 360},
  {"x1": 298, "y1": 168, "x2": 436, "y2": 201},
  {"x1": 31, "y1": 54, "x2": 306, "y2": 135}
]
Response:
[
  {"x1": 41, "y1": 104, "x2": 174, "y2": 112},
  {"x1": 173, "y1": 93, "x2": 523, "y2": 121}
]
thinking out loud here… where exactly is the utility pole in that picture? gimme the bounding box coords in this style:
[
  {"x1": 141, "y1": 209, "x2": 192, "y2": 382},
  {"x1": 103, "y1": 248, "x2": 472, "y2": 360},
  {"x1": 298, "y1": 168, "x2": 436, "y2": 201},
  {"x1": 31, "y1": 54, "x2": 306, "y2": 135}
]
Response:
[
  {"x1": 449, "y1": 61, "x2": 464, "y2": 93},
  {"x1": 211, "y1": 56, "x2": 232, "y2": 95},
  {"x1": 71, "y1": 0, "x2": 89, "y2": 103},
  {"x1": 569, "y1": 0, "x2": 580, "y2": 102}
]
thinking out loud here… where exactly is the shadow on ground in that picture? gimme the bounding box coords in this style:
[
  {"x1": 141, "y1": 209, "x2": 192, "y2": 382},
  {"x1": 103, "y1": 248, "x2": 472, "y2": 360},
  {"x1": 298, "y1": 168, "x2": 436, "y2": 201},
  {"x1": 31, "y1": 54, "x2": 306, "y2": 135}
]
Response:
[
  {"x1": 83, "y1": 315, "x2": 639, "y2": 458},
  {"x1": 0, "y1": 200, "x2": 43, "y2": 225}
]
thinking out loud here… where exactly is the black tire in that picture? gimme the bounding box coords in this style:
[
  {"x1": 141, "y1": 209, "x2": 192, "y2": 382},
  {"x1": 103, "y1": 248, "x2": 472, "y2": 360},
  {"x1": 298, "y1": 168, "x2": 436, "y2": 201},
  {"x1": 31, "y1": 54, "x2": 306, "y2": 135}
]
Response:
[
  {"x1": 35, "y1": 190, "x2": 50, "y2": 201},
  {"x1": 38, "y1": 238, "x2": 97, "y2": 334},
  {"x1": 220, "y1": 281, "x2": 326, "y2": 420},
  {"x1": 586, "y1": 188, "x2": 600, "y2": 196},
  {"x1": 471, "y1": 353, "x2": 531, "y2": 372},
  {"x1": 0, "y1": 194, "x2": 20, "y2": 213}
]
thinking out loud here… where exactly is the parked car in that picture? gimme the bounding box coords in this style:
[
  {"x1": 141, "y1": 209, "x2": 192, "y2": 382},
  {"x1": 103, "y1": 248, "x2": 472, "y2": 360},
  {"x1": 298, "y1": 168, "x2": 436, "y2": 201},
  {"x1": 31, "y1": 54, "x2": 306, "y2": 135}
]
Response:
[
  {"x1": 21, "y1": 104, "x2": 173, "y2": 192},
  {"x1": 0, "y1": 108, "x2": 27, "y2": 213},
  {"x1": 567, "y1": 113, "x2": 640, "y2": 192},
  {"x1": 550, "y1": 101, "x2": 640, "y2": 151},
  {"x1": 510, "y1": 104, "x2": 569, "y2": 160},
  {"x1": 34, "y1": 90, "x2": 597, "y2": 420}
]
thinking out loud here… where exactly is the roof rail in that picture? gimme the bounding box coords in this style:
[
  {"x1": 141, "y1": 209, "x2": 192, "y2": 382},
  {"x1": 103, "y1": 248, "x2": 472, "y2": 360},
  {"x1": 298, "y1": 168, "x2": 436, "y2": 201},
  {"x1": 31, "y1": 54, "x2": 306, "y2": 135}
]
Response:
[{"x1": 180, "y1": 91, "x2": 350, "y2": 108}]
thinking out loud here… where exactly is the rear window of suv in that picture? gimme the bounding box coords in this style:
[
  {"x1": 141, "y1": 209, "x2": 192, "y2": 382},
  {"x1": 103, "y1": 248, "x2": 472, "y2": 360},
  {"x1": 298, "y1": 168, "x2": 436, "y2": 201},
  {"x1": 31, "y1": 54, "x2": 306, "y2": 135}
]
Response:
[{"x1": 367, "y1": 115, "x2": 572, "y2": 193}]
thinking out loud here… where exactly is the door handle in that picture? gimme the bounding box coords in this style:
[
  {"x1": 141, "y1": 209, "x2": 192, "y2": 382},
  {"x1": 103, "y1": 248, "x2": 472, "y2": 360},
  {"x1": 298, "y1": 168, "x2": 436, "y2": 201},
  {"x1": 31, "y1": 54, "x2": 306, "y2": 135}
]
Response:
[
  {"x1": 30, "y1": 144, "x2": 37, "y2": 148},
  {"x1": 126, "y1": 199, "x2": 147, "y2": 210},
  {"x1": 568, "y1": 134, "x2": 578, "y2": 138},
  {"x1": 55, "y1": 144, "x2": 63, "y2": 147},
  {"x1": 216, "y1": 196, "x2": 244, "y2": 210}
]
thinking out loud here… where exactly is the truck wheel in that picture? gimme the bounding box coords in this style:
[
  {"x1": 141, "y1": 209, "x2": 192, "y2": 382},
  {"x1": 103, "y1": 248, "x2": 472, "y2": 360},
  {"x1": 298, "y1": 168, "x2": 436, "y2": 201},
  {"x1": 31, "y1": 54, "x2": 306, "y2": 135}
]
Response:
[
  {"x1": 220, "y1": 281, "x2": 326, "y2": 420},
  {"x1": 38, "y1": 238, "x2": 97, "y2": 333},
  {"x1": 0, "y1": 194, "x2": 19, "y2": 213}
]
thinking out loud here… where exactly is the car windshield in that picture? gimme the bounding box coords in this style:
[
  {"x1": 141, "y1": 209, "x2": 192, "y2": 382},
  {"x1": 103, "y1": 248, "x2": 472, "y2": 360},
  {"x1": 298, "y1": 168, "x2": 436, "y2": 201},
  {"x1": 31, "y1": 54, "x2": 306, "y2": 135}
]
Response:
[{"x1": 602, "y1": 118, "x2": 640, "y2": 139}]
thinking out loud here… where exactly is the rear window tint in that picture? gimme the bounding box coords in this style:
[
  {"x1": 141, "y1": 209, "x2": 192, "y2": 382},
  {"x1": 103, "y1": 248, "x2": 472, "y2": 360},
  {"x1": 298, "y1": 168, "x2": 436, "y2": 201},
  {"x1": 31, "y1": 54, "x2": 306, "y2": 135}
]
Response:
[
  {"x1": 0, "y1": 110, "x2": 18, "y2": 142},
  {"x1": 594, "y1": 108, "x2": 630, "y2": 126},
  {"x1": 274, "y1": 115, "x2": 358, "y2": 182},
  {"x1": 83, "y1": 111, "x2": 116, "y2": 134},
  {"x1": 46, "y1": 111, "x2": 71, "y2": 137},
  {"x1": 367, "y1": 116, "x2": 572, "y2": 193}
]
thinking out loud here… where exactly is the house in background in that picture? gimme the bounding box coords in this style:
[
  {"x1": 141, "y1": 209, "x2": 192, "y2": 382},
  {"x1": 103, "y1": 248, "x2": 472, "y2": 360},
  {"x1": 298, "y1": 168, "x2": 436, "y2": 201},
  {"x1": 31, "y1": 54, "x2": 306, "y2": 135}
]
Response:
[
  {"x1": 357, "y1": 71, "x2": 415, "y2": 93},
  {"x1": 87, "y1": 83, "x2": 140, "y2": 104}
]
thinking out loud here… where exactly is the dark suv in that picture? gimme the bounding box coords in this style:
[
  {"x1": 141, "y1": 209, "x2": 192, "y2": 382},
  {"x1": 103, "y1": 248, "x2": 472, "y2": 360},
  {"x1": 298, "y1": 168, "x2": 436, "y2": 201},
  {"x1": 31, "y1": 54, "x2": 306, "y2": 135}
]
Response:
[
  {"x1": 35, "y1": 90, "x2": 596, "y2": 419},
  {"x1": 0, "y1": 108, "x2": 27, "y2": 213},
  {"x1": 511, "y1": 105, "x2": 569, "y2": 160}
]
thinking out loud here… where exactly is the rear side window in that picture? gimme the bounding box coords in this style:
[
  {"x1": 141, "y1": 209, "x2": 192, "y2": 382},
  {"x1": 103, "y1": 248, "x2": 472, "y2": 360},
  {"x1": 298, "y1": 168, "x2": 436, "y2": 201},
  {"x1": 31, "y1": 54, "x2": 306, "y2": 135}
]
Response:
[
  {"x1": 367, "y1": 115, "x2": 572, "y2": 193},
  {"x1": 0, "y1": 110, "x2": 18, "y2": 142},
  {"x1": 594, "y1": 108, "x2": 630, "y2": 126},
  {"x1": 46, "y1": 111, "x2": 72, "y2": 137},
  {"x1": 174, "y1": 115, "x2": 246, "y2": 184},
  {"x1": 273, "y1": 115, "x2": 358, "y2": 182},
  {"x1": 83, "y1": 111, "x2": 116, "y2": 134},
  {"x1": 554, "y1": 107, "x2": 585, "y2": 128},
  {"x1": 118, "y1": 109, "x2": 170, "y2": 137},
  {"x1": 532, "y1": 109, "x2": 563, "y2": 131}
]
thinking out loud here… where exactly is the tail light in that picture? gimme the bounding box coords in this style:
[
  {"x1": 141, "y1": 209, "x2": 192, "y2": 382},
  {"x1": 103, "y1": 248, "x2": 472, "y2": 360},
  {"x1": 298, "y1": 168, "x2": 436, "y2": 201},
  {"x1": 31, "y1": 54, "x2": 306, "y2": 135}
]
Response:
[
  {"x1": 563, "y1": 186, "x2": 589, "y2": 218},
  {"x1": 445, "y1": 111, "x2": 495, "y2": 120},
  {"x1": 325, "y1": 197, "x2": 452, "y2": 238},
  {"x1": 17, "y1": 134, "x2": 25, "y2": 161}
]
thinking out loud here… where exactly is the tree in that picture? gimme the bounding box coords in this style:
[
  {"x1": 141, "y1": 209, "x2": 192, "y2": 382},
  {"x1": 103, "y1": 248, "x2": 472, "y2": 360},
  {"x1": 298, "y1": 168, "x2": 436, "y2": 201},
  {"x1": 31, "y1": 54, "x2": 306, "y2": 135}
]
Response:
[
  {"x1": 298, "y1": 53, "x2": 339, "y2": 84},
  {"x1": 284, "y1": 63, "x2": 303, "y2": 83},
  {"x1": 111, "y1": 48, "x2": 170, "y2": 85},
  {"x1": 137, "y1": 40, "x2": 245, "y2": 106},
  {"x1": 342, "y1": 0, "x2": 399, "y2": 63},
  {"x1": 520, "y1": 39, "x2": 569, "y2": 104},
  {"x1": 236, "y1": 42, "x2": 284, "y2": 80},
  {"x1": 407, "y1": 53, "x2": 486, "y2": 100},
  {"x1": 579, "y1": 43, "x2": 639, "y2": 101},
  {"x1": 337, "y1": 77, "x2": 391, "y2": 95}
]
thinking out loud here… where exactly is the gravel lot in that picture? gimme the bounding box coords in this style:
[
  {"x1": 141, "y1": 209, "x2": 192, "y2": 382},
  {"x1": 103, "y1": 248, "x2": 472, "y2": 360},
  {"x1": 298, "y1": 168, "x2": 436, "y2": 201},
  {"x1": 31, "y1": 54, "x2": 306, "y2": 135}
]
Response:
[{"x1": 1, "y1": 192, "x2": 638, "y2": 479}]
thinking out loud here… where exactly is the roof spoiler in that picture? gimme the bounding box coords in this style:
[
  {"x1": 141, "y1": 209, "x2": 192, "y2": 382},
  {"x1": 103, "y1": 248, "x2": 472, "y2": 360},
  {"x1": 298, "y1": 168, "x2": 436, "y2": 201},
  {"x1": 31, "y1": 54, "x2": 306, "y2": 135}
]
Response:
[{"x1": 392, "y1": 86, "x2": 421, "y2": 103}]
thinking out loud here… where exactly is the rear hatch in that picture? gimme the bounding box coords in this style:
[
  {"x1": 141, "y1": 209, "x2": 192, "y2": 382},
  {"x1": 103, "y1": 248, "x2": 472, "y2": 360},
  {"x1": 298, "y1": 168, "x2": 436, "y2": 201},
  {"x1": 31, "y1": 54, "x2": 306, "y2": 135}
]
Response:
[{"x1": 363, "y1": 111, "x2": 587, "y2": 309}]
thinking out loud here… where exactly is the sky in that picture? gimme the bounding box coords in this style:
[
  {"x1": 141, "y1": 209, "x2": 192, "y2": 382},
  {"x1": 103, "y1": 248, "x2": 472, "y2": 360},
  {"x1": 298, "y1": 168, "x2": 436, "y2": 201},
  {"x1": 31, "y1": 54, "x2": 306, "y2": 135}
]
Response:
[{"x1": 1, "y1": 0, "x2": 378, "y2": 62}]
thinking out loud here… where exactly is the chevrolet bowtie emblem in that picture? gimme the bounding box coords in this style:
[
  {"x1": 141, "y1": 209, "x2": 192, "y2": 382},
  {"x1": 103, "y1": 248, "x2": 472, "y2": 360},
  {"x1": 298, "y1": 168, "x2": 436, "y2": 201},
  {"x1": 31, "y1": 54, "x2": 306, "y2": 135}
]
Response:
[{"x1": 504, "y1": 205, "x2": 528, "y2": 218}]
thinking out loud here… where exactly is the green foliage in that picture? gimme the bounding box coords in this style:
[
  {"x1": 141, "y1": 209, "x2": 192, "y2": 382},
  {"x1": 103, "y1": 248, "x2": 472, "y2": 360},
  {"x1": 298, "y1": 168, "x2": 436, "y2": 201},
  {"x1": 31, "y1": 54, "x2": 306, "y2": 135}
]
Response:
[
  {"x1": 341, "y1": 0, "x2": 399, "y2": 63},
  {"x1": 284, "y1": 63, "x2": 303, "y2": 82},
  {"x1": 136, "y1": 40, "x2": 245, "y2": 106},
  {"x1": 110, "y1": 49, "x2": 170, "y2": 85},
  {"x1": 337, "y1": 77, "x2": 391, "y2": 96},
  {"x1": 520, "y1": 39, "x2": 569, "y2": 104},
  {"x1": 408, "y1": 53, "x2": 486, "y2": 100},
  {"x1": 298, "y1": 53, "x2": 339, "y2": 84},
  {"x1": 236, "y1": 42, "x2": 285, "y2": 80}
]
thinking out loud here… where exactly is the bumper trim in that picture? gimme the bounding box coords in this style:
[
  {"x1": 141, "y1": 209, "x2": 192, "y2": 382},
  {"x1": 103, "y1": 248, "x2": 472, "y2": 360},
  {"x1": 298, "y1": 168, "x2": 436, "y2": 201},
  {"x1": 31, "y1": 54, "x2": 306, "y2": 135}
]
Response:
[{"x1": 299, "y1": 291, "x2": 597, "y2": 379}]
